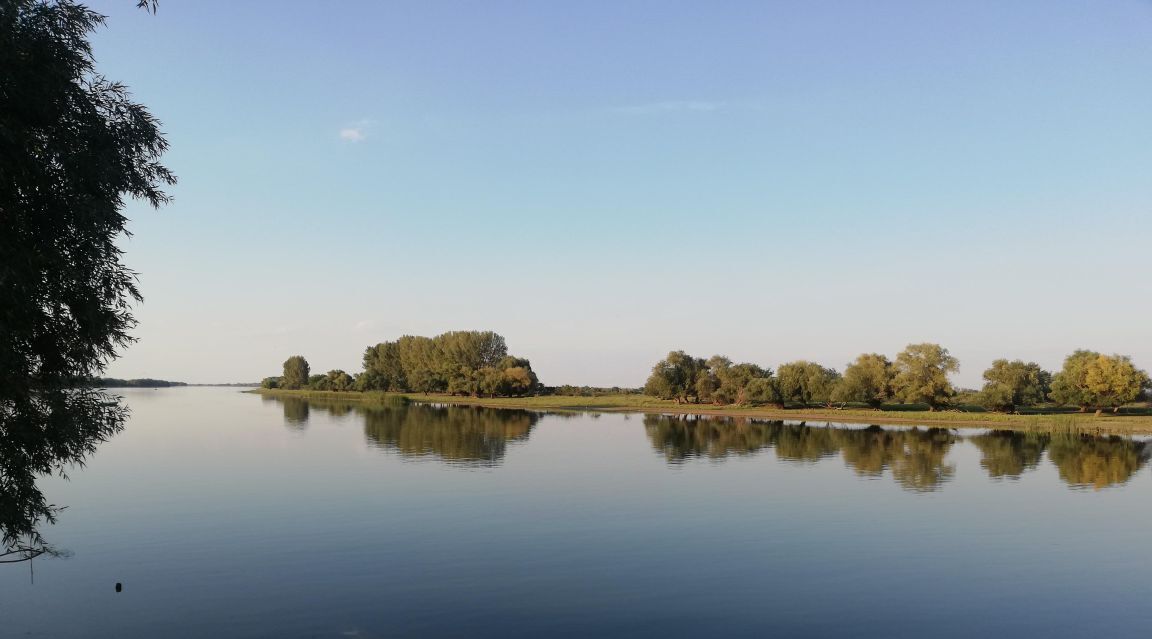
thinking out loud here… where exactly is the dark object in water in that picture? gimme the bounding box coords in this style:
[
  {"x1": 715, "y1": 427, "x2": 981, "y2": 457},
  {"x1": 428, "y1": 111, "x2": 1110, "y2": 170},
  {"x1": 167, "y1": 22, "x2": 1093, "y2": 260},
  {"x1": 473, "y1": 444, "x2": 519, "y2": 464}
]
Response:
[{"x1": 115, "y1": 582, "x2": 122, "y2": 593}]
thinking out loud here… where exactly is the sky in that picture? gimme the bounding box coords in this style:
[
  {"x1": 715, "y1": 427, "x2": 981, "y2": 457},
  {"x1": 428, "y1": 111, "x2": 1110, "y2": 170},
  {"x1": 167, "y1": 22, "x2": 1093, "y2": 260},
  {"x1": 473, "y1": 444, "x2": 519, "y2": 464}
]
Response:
[{"x1": 90, "y1": 0, "x2": 1152, "y2": 388}]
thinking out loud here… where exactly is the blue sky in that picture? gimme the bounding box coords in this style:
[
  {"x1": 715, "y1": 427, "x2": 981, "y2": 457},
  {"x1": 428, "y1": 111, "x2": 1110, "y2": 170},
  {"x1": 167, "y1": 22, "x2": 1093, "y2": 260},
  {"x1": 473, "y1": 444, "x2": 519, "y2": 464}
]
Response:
[{"x1": 92, "y1": 0, "x2": 1152, "y2": 386}]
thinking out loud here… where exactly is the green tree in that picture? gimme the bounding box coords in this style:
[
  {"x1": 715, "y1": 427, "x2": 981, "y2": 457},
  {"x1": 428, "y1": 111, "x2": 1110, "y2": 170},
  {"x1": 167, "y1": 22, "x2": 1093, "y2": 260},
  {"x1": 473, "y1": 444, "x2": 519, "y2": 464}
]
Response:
[
  {"x1": 742, "y1": 377, "x2": 782, "y2": 407},
  {"x1": 260, "y1": 376, "x2": 281, "y2": 389},
  {"x1": 892, "y1": 343, "x2": 959, "y2": 410},
  {"x1": 776, "y1": 361, "x2": 841, "y2": 407},
  {"x1": 361, "y1": 341, "x2": 405, "y2": 391},
  {"x1": 978, "y1": 359, "x2": 1050, "y2": 412},
  {"x1": 496, "y1": 356, "x2": 538, "y2": 396},
  {"x1": 695, "y1": 372, "x2": 717, "y2": 404},
  {"x1": 644, "y1": 351, "x2": 707, "y2": 403},
  {"x1": 831, "y1": 353, "x2": 893, "y2": 407},
  {"x1": 500, "y1": 366, "x2": 537, "y2": 396},
  {"x1": 710, "y1": 358, "x2": 772, "y2": 405},
  {"x1": 1, "y1": 0, "x2": 172, "y2": 560},
  {"x1": 281, "y1": 356, "x2": 310, "y2": 390},
  {"x1": 355, "y1": 333, "x2": 538, "y2": 397},
  {"x1": 397, "y1": 335, "x2": 441, "y2": 393},
  {"x1": 1048, "y1": 350, "x2": 1098, "y2": 410},
  {"x1": 1083, "y1": 354, "x2": 1148, "y2": 414},
  {"x1": 436, "y1": 330, "x2": 508, "y2": 380},
  {"x1": 313, "y1": 369, "x2": 354, "y2": 392},
  {"x1": 1050, "y1": 351, "x2": 1149, "y2": 413}
]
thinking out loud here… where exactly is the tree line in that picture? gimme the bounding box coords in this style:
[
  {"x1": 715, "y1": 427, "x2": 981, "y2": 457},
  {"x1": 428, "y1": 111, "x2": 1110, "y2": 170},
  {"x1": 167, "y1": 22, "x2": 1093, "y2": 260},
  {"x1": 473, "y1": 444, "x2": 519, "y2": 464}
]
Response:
[
  {"x1": 261, "y1": 331, "x2": 542, "y2": 398},
  {"x1": 89, "y1": 377, "x2": 188, "y2": 388},
  {"x1": 644, "y1": 344, "x2": 1150, "y2": 414}
]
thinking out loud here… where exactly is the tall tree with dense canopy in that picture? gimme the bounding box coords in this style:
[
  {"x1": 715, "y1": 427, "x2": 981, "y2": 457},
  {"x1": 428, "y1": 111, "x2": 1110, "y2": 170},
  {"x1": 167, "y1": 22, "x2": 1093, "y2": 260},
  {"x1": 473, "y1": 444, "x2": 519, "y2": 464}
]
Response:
[
  {"x1": 0, "y1": 0, "x2": 172, "y2": 560},
  {"x1": 776, "y1": 361, "x2": 841, "y2": 407},
  {"x1": 360, "y1": 341, "x2": 405, "y2": 391},
  {"x1": 1078, "y1": 354, "x2": 1147, "y2": 414},
  {"x1": 742, "y1": 377, "x2": 783, "y2": 407},
  {"x1": 346, "y1": 331, "x2": 537, "y2": 397},
  {"x1": 312, "y1": 370, "x2": 354, "y2": 392},
  {"x1": 978, "y1": 359, "x2": 1050, "y2": 412},
  {"x1": 397, "y1": 335, "x2": 441, "y2": 393},
  {"x1": 711, "y1": 358, "x2": 772, "y2": 405},
  {"x1": 1082, "y1": 355, "x2": 1148, "y2": 413},
  {"x1": 892, "y1": 343, "x2": 959, "y2": 410},
  {"x1": 1048, "y1": 350, "x2": 1148, "y2": 413},
  {"x1": 1048, "y1": 350, "x2": 1098, "y2": 411},
  {"x1": 281, "y1": 356, "x2": 310, "y2": 390},
  {"x1": 644, "y1": 351, "x2": 707, "y2": 403},
  {"x1": 831, "y1": 353, "x2": 894, "y2": 407}
]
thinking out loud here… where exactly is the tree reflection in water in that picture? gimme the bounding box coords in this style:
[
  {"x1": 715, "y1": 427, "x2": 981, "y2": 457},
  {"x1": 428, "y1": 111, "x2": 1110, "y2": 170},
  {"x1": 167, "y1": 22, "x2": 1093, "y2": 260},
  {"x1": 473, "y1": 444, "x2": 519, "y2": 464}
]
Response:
[
  {"x1": 268, "y1": 397, "x2": 538, "y2": 467},
  {"x1": 267, "y1": 399, "x2": 1150, "y2": 492},
  {"x1": 644, "y1": 414, "x2": 1148, "y2": 492},
  {"x1": 280, "y1": 398, "x2": 310, "y2": 430},
  {"x1": 969, "y1": 430, "x2": 1148, "y2": 490},
  {"x1": 643, "y1": 416, "x2": 956, "y2": 491},
  {"x1": 1047, "y1": 433, "x2": 1149, "y2": 490},
  {"x1": 362, "y1": 405, "x2": 538, "y2": 467},
  {"x1": 1, "y1": 389, "x2": 126, "y2": 562},
  {"x1": 834, "y1": 427, "x2": 958, "y2": 493},
  {"x1": 643, "y1": 415, "x2": 777, "y2": 462},
  {"x1": 969, "y1": 431, "x2": 1048, "y2": 479}
]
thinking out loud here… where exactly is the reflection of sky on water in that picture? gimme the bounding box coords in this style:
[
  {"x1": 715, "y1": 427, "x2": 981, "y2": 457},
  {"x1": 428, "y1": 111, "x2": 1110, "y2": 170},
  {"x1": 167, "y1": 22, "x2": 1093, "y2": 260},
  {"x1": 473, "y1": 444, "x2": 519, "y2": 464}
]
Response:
[{"x1": 3, "y1": 387, "x2": 1150, "y2": 638}]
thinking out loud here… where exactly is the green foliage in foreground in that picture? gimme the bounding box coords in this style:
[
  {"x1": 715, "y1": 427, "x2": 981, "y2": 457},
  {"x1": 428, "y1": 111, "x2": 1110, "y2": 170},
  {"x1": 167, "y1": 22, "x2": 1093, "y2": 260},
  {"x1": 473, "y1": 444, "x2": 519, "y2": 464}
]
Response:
[{"x1": 1, "y1": 0, "x2": 172, "y2": 561}]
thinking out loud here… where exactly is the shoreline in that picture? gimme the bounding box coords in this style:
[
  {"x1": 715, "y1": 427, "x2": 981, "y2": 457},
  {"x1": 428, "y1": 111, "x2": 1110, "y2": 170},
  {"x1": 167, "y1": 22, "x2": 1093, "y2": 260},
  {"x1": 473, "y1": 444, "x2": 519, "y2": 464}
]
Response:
[{"x1": 247, "y1": 388, "x2": 1152, "y2": 435}]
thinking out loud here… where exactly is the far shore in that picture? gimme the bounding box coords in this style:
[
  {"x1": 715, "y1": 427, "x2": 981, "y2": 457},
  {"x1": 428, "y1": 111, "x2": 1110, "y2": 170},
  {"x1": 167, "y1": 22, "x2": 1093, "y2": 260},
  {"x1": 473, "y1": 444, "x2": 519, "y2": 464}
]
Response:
[{"x1": 247, "y1": 388, "x2": 1152, "y2": 435}]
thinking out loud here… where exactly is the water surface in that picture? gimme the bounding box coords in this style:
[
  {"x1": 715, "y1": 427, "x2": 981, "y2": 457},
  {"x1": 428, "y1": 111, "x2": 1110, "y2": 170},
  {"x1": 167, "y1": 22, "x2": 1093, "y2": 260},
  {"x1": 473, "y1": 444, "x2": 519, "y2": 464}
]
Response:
[{"x1": 2, "y1": 387, "x2": 1150, "y2": 637}]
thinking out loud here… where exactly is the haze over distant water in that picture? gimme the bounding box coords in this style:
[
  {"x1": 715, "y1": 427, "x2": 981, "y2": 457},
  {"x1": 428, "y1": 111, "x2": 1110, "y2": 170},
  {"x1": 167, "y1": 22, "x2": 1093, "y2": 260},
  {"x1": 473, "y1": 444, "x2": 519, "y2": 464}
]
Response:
[{"x1": 91, "y1": 0, "x2": 1152, "y2": 386}]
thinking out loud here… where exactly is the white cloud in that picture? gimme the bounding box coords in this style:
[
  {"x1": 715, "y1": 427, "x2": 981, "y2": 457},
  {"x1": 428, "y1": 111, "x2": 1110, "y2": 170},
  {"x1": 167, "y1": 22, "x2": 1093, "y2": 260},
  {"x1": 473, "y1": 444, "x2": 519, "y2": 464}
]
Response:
[
  {"x1": 611, "y1": 100, "x2": 727, "y2": 115},
  {"x1": 339, "y1": 127, "x2": 365, "y2": 142},
  {"x1": 337, "y1": 118, "x2": 378, "y2": 143}
]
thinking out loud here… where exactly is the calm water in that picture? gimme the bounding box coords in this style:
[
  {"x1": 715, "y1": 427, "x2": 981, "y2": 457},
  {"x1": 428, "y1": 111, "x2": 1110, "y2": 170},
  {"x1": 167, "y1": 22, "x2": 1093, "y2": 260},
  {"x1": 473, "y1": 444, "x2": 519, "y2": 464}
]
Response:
[{"x1": 3, "y1": 387, "x2": 1152, "y2": 638}]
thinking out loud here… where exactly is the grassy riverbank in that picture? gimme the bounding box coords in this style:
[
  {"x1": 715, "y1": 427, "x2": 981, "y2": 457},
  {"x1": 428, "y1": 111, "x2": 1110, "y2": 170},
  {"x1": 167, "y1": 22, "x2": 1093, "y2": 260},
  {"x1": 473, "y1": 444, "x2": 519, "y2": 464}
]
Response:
[{"x1": 248, "y1": 388, "x2": 1152, "y2": 434}]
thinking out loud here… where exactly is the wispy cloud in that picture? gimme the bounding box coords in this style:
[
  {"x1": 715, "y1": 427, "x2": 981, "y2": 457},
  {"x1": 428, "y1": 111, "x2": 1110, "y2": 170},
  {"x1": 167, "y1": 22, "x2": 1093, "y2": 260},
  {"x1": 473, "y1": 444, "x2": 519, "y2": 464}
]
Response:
[
  {"x1": 338, "y1": 118, "x2": 377, "y2": 143},
  {"x1": 339, "y1": 127, "x2": 365, "y2": 142},
  {"x1": 610, "y1": 100, "x2": 727, "y2": 115}
]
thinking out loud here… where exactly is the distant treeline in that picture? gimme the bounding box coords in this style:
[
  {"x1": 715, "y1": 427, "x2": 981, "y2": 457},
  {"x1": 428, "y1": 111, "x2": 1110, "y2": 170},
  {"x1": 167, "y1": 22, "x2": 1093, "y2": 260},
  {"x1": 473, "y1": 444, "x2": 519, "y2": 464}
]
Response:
[
  {"x1": 542, "y1": 385, "x2": 642, "y2": 397},
  {"x1": 262, "y1": 331, "x2": 541, "y2": 398},
  {"x1": 90, "y1": 377, "x2": 188, "y2": 388},
  {"x1": 644, "y1": 344, "x2": 1150, "y2": 414}
]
